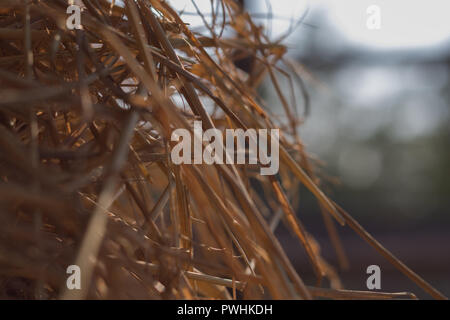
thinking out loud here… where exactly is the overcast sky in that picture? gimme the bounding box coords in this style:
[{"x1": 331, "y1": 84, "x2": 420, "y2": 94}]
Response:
[{"x1": 169, "y1": 0, "x2": 450, "y2": 50}]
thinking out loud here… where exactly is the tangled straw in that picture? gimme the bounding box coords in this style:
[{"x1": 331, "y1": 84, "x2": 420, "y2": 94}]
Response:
[{"x1": 0, "y1": 0, "x2": 445, "y2": 300}]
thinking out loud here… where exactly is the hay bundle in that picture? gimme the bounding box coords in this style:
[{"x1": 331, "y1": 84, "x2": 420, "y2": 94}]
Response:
[{"x1": 0, "y1": 0, "x2": 444, "y2": 299}]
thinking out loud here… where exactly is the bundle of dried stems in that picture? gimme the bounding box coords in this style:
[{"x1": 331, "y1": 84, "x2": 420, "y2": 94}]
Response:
[{"x1": 0, "y1": 0, "x2": 445, "y2": 300}]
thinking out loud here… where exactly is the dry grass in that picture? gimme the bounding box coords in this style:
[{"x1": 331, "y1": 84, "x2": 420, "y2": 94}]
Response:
[{"x1": 0, "y1": 0, "x2": 445, "y2": 300}]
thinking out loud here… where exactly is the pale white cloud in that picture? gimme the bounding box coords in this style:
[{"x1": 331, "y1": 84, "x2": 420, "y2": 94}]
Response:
[
  {"x1": 318, "y1": 0, "x2": 450, "y2": 49},
  {"x1": 168, "y1": 0, "x2": 450, "y2": 49}
]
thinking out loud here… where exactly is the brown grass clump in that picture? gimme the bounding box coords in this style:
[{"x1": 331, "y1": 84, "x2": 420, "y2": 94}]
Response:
[{"x1": 0, "y1": 0, "x2": 445, "y2": 300}]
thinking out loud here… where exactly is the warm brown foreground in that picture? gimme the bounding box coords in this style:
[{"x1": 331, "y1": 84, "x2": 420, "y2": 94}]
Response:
[{"x1": 0, "y1": 0, "x2": 446, "y2": 300}]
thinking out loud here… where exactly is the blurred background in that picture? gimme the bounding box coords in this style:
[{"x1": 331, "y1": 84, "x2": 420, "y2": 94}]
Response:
[{"x1": 171, "y1": 0, "x2": 450, "y2": 298}]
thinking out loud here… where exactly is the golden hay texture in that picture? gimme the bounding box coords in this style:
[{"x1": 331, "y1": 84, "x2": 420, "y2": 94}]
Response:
[{"x1": 0, "y1": 0, "x2": 446, "y2": 299}]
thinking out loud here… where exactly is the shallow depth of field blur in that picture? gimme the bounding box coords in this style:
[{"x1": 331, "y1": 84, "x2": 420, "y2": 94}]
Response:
[
  {"x1": 1, "y1": 0, "x2": 448, "y2": 300},
  {"x1": 175, "y1": 0, "x2": 450, "y2": 297}
]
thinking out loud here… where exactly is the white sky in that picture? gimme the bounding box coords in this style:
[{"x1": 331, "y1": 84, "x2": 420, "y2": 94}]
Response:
[
  {"x1": 169, "y1": 0, "x2": 450, "y2": 50},
  {"x1": 321, "y1": 0, "x2": 450, "y2": 49}
]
